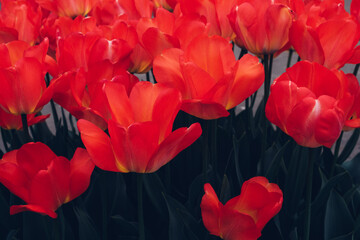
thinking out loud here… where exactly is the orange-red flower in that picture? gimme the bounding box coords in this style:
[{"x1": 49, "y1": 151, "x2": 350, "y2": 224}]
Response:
[
  {"x1": 77, "y1": 81, "x2": 202, "y2": 173},
  {"x1": 0, "y1": 0, "x2": 42, "y2": 44},
  {"x1": 177, "y1": 0, "x2": 239, "y2": 40},
  {"x1": 228, "y1": 0, "x2": 293, "y2": 56},
  {"x1": 0, "y1": 108, "x2": 49, "y2": 130},
  {"x1": 153, "y1": 34, "x2": 264, "y2": 119},
  {"x1": 201, "y1": 177, "x2": 283, "y2": 240},
  {"x1": 0, "y1": 38, "x2": 53, "y2": 115},
  {"x1": 289, "y1": 0, "x2": 360, "y2": 69},
  {"x1": 35, "y1": 0, "x2": 100, "y2": 17},
  {"x1": 52, "y1": 62, "x2": 138, "y2": 129},
  {"x1": 265, "y1": 61, "x2": 357, "y2": 148},
  {"x1": 0, "y1": 142, "x2": 95, "y2": 218}
]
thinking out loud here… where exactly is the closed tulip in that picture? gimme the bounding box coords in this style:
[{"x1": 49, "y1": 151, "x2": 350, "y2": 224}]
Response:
[
  {"x1": 265, "y1": 61, "x2": 357, "y2": 148},
  {"x1": 0, "y1": 142, "x2": 95, "y2": 218},
  {"x1": 0, "y1": 38, "x2": 53, "y2": 115},
  {"x1": 201, "y1": 177, "x2": 283, "y2": 240},
  {"x1": 228, "y1": 0, "x2": 293, "y2": 56}
]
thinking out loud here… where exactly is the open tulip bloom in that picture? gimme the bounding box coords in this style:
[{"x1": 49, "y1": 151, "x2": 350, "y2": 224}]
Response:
[
  {"x1": 0, "y1": 0, "x2": 360, "y2": 239},
  {"x1": 201, "y1": 177, "x2": 283, "y2": 240},
  {"x1": 78, "y1": 81, "x2": 202, "y2": 173},
  {"x1": 0, "y1": 142, "x2": 94, "y2": 218}
]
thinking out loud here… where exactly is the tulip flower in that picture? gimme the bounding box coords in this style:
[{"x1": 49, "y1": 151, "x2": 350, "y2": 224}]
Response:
[
  {"x1": 153, "y1": 34, "x2": 264, "y2": 119},
  {"x1": 228, "y1": 0, "x2": 293, "y2": 56},
  {"x1": 77, "y1": 81, "x2": 202, "y2": 173},
  {"x1": 0, "y1": 0, "x2": 42, "y2": 44},
  {"x1": 0, "y1": 142, "x2": 95, "y2": 218},
  {"x1": 35, "y1": 0, "x2": 99, "y2": 17},
  {"x1": 177, "y1": 0, "x2": 239, "y2": 40},
  {"x1": 0, "y1": 108, "x2": 49, "y2": 130},
  {"x1": 289, "y1": 0, "x2": 360, "y2": 69},
  {"x1": 201, "y1": 177, "x2": 283, "y2": 240},
  {"x1": 265, "y1": 61, "x2": 357, "y2": 148},
  {"x1": 0, "y1": 38, "x2": 53, "y2": 115},
  {"x1": 52, "y1": 62, "x2": 139, "y2": 129}
]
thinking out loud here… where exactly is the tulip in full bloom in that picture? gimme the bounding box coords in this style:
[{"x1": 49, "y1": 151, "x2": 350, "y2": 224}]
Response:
[
  {"x1": 78, "y1": 81, "x2": 202, "y2": 173},
  {"x1": 0, "y1": 142, "x2": 95, "y2": 218},
  {"x1": 201, "y1": 177, "x2": 283, "y2": 240},
  {"x1": 0, "y1": 38, "x2": 53, "y2": 115},
  {"x1": 265, "y1": 61, "x2": 358, "y2": 148},
  {"x1": 153, "y1": 34, "x2": 264, "y2": 119},
  {"x1": 228, "y1": 0, "x2": 293, "y2": 56},
  {"x1": 36, "y1": 0, "x2": 100, "y2": 17}
]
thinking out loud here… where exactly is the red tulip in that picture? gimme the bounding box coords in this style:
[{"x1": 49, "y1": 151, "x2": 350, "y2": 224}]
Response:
[
  {"x1": 178, "y1": 0, "x2": 239, "y2": 40},
  {"x1": 35, "y1": 0, "x2": 100, "y2": 17},
  {"x1": 289, "y1": 0, "x2": 360, "y2": 69},
  {"x1": 265, "y1": 61, "x2": 357, "y2": 148},
  {"x1": 201, "y1": 177, "x2": 283, "y2": 240},
  {"x1": 77, "y1": 81, "x2": 202, "y2": 173},
  {"x1": 228, "y1": 0, "x2": 293, "y2": 56},
  {"x1": 0, "y1": 108, "x2": 49, "y2": 130},
  {"x1": 0, "y1": 0, "x2": 42, "y2": 44},
  {"x1": 0, "y1": 38, "x2": 53, "y2": 115},
  {"x1": 52, "y1": 62, "x2": 139, "y2": 129},
  {"x1": 153, "y1": 34, "x2": 264, "y2": 119},
  {"x1": 0, "y1": 142, "x2": 95, "y2": 218}
]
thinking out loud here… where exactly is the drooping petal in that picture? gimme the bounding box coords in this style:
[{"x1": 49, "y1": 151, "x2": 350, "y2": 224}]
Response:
[
  {"x1": 77, "y1": 119, "x2": 119, "y2": 172},
  {"x1": 146, "y1": 122, "x2": 202, "y2": 172}
]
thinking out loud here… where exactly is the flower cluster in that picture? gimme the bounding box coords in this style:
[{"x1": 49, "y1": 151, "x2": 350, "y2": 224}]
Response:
[{"x1": 0, "y1": 0, "x2": 358, "y2": 239}]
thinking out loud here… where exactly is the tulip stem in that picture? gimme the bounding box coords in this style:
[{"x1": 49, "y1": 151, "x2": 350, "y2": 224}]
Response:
[
  {"x1": 45, "y1": 73, "x2": 59, "y2": 128},
  {"x1": 261, "y1": 54, "x2": 273, "y2": 174},
  {"x1": 21, "y1": 114, "x2": 32, "y2": 143},
  {"x1": 304, "y1": 148, "x2": 315, "y2": 240},
  {"x1": 330, "y1": 131, "x2": 343, "y2": 177},
  {"x1": 137, "y1": 174, "x2": 145, "y2": 240},
  {"x1": 353, "y1": 64, "x2": 359, "y2": 76}
]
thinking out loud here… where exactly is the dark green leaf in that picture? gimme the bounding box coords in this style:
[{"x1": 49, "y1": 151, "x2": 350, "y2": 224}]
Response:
[{"x1": 325, "y1": 190, "x2": 354, "y2": 240}]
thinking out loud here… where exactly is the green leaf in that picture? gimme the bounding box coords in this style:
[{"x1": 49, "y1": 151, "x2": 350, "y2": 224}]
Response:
[
  {"x1": 73, "y1": 206, "x2": 100, "y2": 240},
  {"x1": 266, "y1": 140, "x2": 291, "y2": 181},
  {"x1": 143, "y1": 173, "x2": 167, "y2": 216},
  {"x1": 325, "y1": 190, "x2": 354, "y2": 240},
  {"x1": 311, "y1": 171, "x2": 347, "y2": 216},
  {"x1": 342, "y1": 153, "x2": 360, "y2": 184},
  {"x1": 338, "y1": 129, "x2": 360, "y2": 164},
  {"x1": 163, "y1": 193, "x2": 201, "y2": 240}
]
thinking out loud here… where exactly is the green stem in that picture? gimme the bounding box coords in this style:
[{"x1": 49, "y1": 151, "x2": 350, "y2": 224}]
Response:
[
  {"x1": 353, "y1": 64, "x2": 359, "y2": 76},
  {"x1": 286, "y1": 49, "x2": 294, "y2": 68},
  {"x1": 46, "y1": 73, "x2": 59, "y2": 128},
  {"x1": 304, "y1": 148, "x2": 315, "y2": 240},
  {"x1": 21, "y1": 114, "x2": 32, "y2": 143},
  {"x1": 330, "y1": 131, "x2": 343, "y2": 177},
  {"x1": 202, "y1": 121, "x2": 210, "y2": 182},
  {"x1": 261, "y1": 54, "x2": 272, "y2": 174},
  {"x1": 137, "y1": 174, "x2": 145, "y2": 240}
]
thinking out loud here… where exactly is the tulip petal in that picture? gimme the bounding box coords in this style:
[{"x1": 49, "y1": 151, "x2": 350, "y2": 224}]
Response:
[
  {"x1": 181, "y1": 99, "x2": 229, "y2": 120},
  {"x1": 77, "y1": 119, "x2": 119, "y2": 172},
  {"x1": 68, "y1": 148, "x2": 95, "y2": 202},
  {"x1": 200, "y1": 183, "x2": 222, "y2": 236},
  {"x1": 10, "y1": 204, "x2": 57, "y2": 218},
  {"x1": 146, "y1": 122, "x2": 202, "y2": 172},
  {"x1": 227, "y1": 54, "x2": 264, "y2": 110}
]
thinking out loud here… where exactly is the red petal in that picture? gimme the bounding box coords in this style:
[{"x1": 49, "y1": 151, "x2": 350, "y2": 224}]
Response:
[
  {"x1": 68, "y1": 148, "x2": 95, "y2": 202},
  {"x1": 146, "y1": 122, "x2": 202, "y2": 172},
  {"x1": 181, "y1": 99, "x2": 229, "y2": 120},
  {"x1": 77, "y1": 119, "x2": 119, "y2": 172},
  {"x1": 10, "y1": 204, "x2": 57, "y2": 218},
  {"x1": 200, "y1": 183, "x2": 222, "y2": 236}
]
